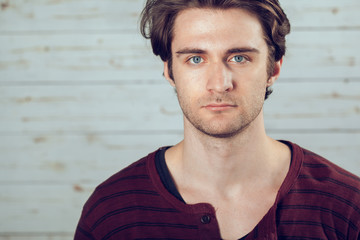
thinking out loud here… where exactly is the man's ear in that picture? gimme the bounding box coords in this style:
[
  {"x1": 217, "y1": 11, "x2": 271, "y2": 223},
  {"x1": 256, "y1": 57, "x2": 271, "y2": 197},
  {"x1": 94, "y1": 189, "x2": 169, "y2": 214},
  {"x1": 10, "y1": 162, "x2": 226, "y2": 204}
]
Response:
[
  {"x1": 164, "y1": 61, "x2": 175, "y2": 87},
  {"x1": 267, "y1": 57, "x2": 283, "y2": 87}
]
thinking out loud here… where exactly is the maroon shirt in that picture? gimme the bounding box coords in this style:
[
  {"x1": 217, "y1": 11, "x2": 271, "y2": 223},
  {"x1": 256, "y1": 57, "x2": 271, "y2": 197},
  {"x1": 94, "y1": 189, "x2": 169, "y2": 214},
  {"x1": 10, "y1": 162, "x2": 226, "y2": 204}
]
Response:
[{"x1": 75, "y1": 141, "x2": 360, "y2": 239}]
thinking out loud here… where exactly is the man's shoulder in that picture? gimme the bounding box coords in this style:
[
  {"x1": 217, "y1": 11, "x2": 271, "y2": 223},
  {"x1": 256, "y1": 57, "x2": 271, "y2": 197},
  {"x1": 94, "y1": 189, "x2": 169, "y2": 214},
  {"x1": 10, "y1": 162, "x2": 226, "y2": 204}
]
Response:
[
  {"x1": 277, "y1": 143, "x2": 360, "y2": 240},
  {"x1": 292, "y1": 144, "x2": 360, "y2": 212},
  {"x1": 81, "y1": 149, "x2": 160, "y2": 218},
  {"x1": 96, "y1": 154, "x2": 152, "y2": 191},
  {"x1": 299, "y1": 146, "x2": 360, "y2": 187}
]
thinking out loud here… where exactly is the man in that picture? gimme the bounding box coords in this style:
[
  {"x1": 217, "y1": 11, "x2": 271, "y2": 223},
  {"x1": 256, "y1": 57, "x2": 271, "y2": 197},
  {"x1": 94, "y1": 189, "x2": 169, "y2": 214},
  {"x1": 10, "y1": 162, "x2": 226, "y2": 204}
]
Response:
[{"x1": 75, "y1": 0, "x2": 360, "y2": 239}]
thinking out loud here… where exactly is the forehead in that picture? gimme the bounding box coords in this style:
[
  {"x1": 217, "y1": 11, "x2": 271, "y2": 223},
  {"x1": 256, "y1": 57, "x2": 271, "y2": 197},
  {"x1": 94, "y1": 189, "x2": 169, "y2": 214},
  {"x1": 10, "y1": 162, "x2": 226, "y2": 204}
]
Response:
[{"x1": 172, "y1": 8, "x2": 266, "y2": 52}]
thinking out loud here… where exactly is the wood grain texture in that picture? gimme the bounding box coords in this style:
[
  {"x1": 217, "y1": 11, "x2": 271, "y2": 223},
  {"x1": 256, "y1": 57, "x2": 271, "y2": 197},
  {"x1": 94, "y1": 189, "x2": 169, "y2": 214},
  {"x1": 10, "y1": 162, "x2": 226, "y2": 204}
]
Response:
[
  {"x1": 0, "y1": 184, "x2": 93, "y2": 233},
  {"x1": 282, "y1": 0, "x2": 360, "y2": 30},
  {"x1": 0, "y1": 82, "x2": 359, "y2": 133},
  {"x1": 0, "y1": 0, "x2": 144, "y2": 32},
  {"x1": 0, "y1": 0, "x2": 359, "y2": 32},
  {"x1": 0, "y1": 235, "x2": 72, "y2": 240},
  {"x1": 1, "y1": 31, "x2": 359, "y2": 83},
  {"x1": 0, "y1": 133, "x2": 359, "y2": 183},
  {"x1": 0, "y1": 0, "x2": 359, "y2": 238},
  {"x1": 0, "y1": 132, "x2": 359, "y2": 235}
]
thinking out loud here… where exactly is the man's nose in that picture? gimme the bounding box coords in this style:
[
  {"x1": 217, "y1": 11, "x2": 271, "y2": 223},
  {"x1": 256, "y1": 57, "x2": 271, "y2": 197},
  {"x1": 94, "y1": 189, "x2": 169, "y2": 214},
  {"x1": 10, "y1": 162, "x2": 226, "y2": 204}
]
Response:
[{"x1": 206, "y1": 62, "x2": 234, "y2": 93}]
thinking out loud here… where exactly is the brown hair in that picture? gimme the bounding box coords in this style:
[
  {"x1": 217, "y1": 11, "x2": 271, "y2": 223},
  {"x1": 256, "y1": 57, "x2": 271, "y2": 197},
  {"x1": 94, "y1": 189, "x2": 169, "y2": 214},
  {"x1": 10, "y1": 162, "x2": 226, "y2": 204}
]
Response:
[{"x1": 140, "y1": 0, "x2": 291, "y2": 99}]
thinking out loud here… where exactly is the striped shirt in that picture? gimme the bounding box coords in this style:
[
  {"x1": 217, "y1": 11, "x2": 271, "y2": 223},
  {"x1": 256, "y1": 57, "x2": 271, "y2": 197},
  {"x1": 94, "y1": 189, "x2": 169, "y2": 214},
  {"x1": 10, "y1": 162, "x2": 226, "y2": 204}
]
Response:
[{"x1": 74, "y1": 141, "x2": 360, "y2": 239}]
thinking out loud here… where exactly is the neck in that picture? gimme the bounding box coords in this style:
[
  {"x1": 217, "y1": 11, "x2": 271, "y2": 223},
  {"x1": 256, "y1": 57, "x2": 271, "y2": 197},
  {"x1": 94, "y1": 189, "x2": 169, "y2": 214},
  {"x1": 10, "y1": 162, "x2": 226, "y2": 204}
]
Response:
[
  {"x1": 185, "y1": 111, "x2": 269, "y2": 182},
  {"x1": 166, "y1": 110, "x2": 290, "y2": 197}
]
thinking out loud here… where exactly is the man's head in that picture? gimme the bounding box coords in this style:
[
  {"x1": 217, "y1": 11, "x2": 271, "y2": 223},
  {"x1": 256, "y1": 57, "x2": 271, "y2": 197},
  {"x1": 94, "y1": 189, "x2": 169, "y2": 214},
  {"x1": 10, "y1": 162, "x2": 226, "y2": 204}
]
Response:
[{"x1": 140, "y1": 0, "x2": 290, "y2": 99}]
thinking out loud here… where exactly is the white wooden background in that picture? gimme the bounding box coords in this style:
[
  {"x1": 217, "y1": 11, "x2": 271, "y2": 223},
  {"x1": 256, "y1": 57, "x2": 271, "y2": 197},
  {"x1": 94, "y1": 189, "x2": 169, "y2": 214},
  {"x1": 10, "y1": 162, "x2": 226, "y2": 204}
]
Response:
[{"x1": 0, "y1": 0, "x2": 359, "y2": 239}]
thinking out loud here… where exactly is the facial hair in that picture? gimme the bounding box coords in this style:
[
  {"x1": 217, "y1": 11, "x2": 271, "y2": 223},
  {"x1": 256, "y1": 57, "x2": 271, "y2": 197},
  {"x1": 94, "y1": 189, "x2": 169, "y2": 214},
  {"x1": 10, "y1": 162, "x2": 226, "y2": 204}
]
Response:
[{"x1": 175, "y1": 88, "x2": 265, "y2": 139}]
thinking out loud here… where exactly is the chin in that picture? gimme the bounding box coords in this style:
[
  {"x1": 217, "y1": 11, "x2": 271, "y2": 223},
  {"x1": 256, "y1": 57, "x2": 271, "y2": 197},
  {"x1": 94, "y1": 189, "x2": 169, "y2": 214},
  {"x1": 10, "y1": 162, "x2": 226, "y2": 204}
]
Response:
[
  {"x1": 197, "y1": 125, "x2": 247, "y2": 139},
  {"x1": 204, "y1": 132, "x2": 240, "y2": 139}
]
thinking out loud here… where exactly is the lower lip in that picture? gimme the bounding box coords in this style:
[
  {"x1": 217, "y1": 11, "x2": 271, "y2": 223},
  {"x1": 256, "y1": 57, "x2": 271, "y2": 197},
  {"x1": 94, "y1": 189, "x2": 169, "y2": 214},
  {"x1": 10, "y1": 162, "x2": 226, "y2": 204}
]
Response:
[{"x1": 205, "y1": 105, "x2": 236, "y2": 111}]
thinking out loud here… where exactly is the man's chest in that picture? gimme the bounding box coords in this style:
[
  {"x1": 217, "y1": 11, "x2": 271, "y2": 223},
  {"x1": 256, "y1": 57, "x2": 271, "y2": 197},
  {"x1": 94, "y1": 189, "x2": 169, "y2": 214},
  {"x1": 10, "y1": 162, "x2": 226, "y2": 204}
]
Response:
[{"x1": 213, "y1": 197, "x2": 276, "y2": 240}]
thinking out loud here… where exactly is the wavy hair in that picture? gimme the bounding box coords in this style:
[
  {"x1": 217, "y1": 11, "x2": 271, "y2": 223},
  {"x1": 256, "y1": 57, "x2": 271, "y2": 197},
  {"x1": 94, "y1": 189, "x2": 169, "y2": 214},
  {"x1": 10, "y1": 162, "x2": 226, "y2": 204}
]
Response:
[{"x1": 140, "y1": 0, "x2": 291, "y2": 99}]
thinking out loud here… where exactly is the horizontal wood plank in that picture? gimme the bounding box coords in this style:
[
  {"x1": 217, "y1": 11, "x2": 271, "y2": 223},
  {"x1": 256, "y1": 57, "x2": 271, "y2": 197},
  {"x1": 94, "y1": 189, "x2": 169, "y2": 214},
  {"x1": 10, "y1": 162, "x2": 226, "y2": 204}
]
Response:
[
  {"x1": 281, "y1": 0, "x2": 360, "y2": 30},
  {"x1": 0, "y1": 0, "x2": 359, "y2": 239},
  {"x1": 0, "y1": 183, "x2": 93, "y2": 233},
  {"x1": 1, "y1": 31, "x2": 359, "y2": 83},
  {"x1": 0, "y1": 33, "x2": 163, "y2": 82},
  {"x1": 264, "y1": 81, "x2": 360, "y2": 130},
  {"x1": 0, "y1": 133, "x2": 183, "y2": 183},
  {"x1": 0, "y1": 235, "x2": 72, "y2": 240},
  {"x1": 281, "y1": 30, "x2": 360, "y2": 79},
  {"x1": 0, "y1": 0, "x2": 359, "y2": 32},
  {"x1": 1, "y1": 82, "x2": 359, "y2": 133},
  {"x1": 0, "y1": 132, "x2": 359, "y2": 234},
  {"x1": 0, "y1": 0, "x2": 145, "y2": 32},
  {"x1": 0, "y1": 132, "x2": 359, "y2": 184}
]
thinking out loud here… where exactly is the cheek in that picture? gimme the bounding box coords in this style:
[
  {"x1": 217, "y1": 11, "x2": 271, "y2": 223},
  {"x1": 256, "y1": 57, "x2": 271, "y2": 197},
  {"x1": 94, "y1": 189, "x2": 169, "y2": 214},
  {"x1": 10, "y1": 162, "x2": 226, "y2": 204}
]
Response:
[
  {"x1": 173, "y1": 68, "x2": 204, "y2": 93},
  {"x1": 176, "y1": 85, "x2": 197, "y2": 105},
  {"x1": 233, "y1": 69, "x2": 268, "y2": 88}
]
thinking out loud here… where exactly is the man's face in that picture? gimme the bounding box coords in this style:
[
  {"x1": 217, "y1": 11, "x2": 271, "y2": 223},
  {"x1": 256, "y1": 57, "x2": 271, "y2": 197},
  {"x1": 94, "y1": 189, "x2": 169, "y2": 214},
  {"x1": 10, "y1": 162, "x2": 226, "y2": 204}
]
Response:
[{"x1": 164, "y1": 8, "x2": 281, "y2": 138}]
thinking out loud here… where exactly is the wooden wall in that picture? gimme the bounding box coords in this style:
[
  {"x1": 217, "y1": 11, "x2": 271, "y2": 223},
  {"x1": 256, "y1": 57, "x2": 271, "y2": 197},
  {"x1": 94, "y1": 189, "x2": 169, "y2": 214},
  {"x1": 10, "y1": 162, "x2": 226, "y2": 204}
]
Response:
[{"x1": 0, "y1": 0, "x2": 359, "y2": 239}]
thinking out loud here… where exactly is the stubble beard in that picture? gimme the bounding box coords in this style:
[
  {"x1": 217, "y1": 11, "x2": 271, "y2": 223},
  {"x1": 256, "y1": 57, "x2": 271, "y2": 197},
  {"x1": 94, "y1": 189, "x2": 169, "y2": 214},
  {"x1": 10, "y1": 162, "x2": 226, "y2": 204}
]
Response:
[{"x1": 177, "y1": 91, "x2": 265, "y2": 139}]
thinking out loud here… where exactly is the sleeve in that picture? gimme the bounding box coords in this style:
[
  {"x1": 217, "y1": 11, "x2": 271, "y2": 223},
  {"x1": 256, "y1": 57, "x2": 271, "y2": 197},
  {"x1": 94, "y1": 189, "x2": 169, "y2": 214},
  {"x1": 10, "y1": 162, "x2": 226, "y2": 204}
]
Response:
[
  {"x1": 74, "y1": 207, "x2": 95, "y2": 240},
  {"x1": 74, "y1": 220, "x2": 95, "y2": 240}
]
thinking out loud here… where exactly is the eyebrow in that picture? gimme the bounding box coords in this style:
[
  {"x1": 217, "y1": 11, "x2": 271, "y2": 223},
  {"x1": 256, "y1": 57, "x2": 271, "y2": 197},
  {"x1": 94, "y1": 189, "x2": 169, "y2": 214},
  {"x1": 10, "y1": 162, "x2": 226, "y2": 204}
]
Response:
[
  {"x1": 176, "y1": 48, "x2": 206, "y2": 55},
  {"x1": 226, "y1": 47, "x2": 260, "y2": 55},
  {"x1": 175, "y1": 47, "x2": 260, "y2": 56}
]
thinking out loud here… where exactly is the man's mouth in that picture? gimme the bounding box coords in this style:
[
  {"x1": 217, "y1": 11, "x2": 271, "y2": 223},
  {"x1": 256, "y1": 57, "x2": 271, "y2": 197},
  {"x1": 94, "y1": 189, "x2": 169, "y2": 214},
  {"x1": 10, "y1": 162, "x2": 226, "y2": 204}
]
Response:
[{"x1": 203, "y1": 103, "x2": 237, "y2": 111}]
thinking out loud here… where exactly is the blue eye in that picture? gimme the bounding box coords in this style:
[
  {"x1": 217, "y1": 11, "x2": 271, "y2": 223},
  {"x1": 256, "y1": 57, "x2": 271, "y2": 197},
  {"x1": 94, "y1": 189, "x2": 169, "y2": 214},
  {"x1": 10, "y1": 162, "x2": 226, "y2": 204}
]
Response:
[
  {"x1": 189, "y1": 56, "x2": 203, "y2": 64},
  {"x1": 232, "y1": 55, "x2": 245, "y2": 63}
]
